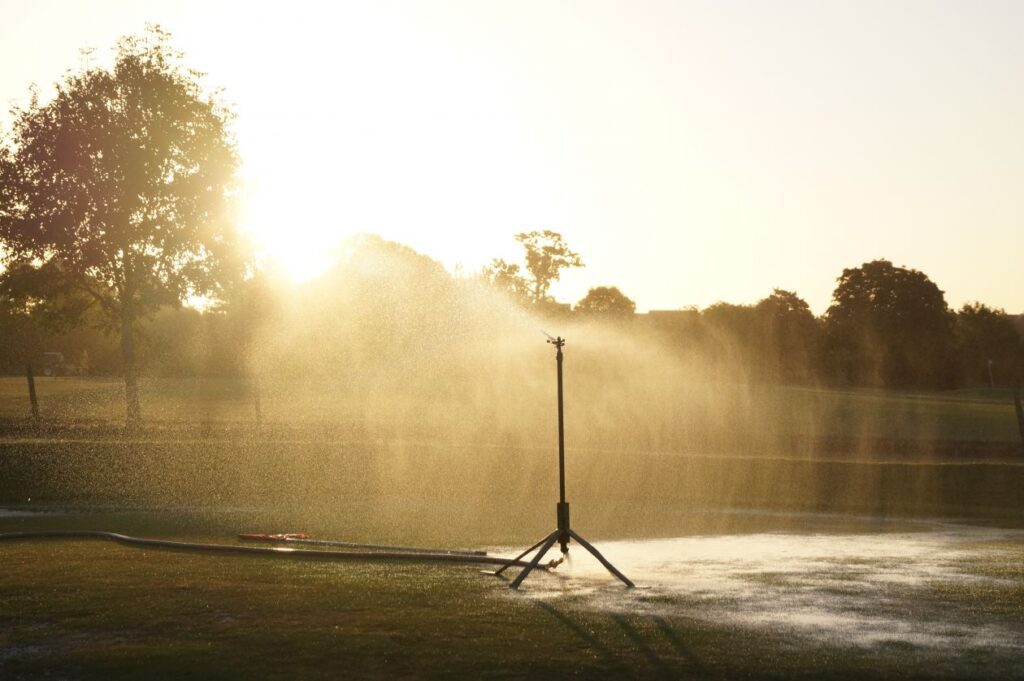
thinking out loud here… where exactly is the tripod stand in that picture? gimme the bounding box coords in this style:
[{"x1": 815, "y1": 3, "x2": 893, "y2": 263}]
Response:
[{"x1": 493, "y1": 335, "x2": 634, "y2": 589}]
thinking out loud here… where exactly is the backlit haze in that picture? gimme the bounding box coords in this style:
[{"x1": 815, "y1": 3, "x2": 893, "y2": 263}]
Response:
[{"x1": 2, "y1": 0, "x2": 1022, "y2": 313}]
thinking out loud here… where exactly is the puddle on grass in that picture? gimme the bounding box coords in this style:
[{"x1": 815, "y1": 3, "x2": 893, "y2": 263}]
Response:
[
  {"x1": 497, "y1": 523, "x2": 1024, "y2": 652},
  {"x1": 0, "y1": 507, "x2": 71, "y2": 518}
]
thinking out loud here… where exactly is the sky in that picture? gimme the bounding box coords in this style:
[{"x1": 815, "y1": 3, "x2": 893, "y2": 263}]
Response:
[{"x1": 1, "y1": 0, "x2": 1022, "y2": 313}]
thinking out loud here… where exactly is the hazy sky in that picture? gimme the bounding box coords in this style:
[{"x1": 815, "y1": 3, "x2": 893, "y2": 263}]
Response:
[{"x1": 2, "y1": 1, "x2": 1022, "y2": 313}]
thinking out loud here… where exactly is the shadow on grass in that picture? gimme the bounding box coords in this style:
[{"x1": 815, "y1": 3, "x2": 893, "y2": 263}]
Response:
[{"x1": 493, "y1": 569, "x2": 706, "y2": 678}]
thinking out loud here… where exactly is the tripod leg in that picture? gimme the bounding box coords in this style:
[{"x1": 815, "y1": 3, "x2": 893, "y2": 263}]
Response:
[
  {"x1": 568, "y1": 530, "x2": 635, "y2": 588},
  {"x1": 492, "y1": 533, "x2": 551, "y2": 577},
  {"x1": 509, "y1": 531, "x2": 559, "y2": 590}
]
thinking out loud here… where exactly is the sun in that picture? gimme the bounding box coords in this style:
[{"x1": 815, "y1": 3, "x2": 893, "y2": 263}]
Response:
[{"x1": 237, "y1": 136, "x2": 352, "y2": 282}]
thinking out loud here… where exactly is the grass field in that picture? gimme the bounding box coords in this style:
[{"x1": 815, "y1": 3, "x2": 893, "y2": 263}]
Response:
[
  {"x1": 2, "y1": 509, "x2": 1022, "y2": 680},
  {"x1": 3, "y1": 375, "x2": 1023, "y2": 451},
  {"x1": 2, "y1": 376, "x2": 1023, "y2": 678}
]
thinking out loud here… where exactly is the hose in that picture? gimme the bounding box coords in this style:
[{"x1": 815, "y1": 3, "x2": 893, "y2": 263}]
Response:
[
  {"x1": 237, "y1": 533, "x2": 488, "y2": 556},
  {"x1": 0, "y1": 530, "x2": 534, "y2": 568}
]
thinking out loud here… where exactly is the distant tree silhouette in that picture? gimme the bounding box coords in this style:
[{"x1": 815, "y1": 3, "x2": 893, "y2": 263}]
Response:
[
  {"x1": 516, "y1": 230, "x2": 583, "y2": 304},
  {"x1": 482, "y1": 258, "x2": 531, "y2": 306},
  {"x1": 699, "y1": 302, "x2": 759, "y2": 376},
  {"x1": 483, "y1": 230, "x2": 582, "y2": 308},
  {"x1": 314, "y1": 234, "x2": 459, "y2": 362},
  {"x1": 575, "y1": 286, "x2": 636, "y2": 318},
  {"x1": 0, "y1": 27, "x2": 241, "y2": 426},
  {"x1": 824, "y1": 260, "x2": 953, "y2": 388},
  {"x1": 0, "y1": 291, "x2": 42, "y2": 374},
  {"x1": 954, "y1": 302, "x2": 1023, "y2": 387},
  {"x1": 754, "y1": 289, "x2": 821, "y2": 383}
]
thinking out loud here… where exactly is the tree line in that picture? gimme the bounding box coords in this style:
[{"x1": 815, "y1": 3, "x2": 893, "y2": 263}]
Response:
[
  {"x1": 636, "y1": 269, "x2": 1023, "y2": 390},
  {"x1": 481, "y1": 230, "x2": 1024, "y2": 390},
  {"x1": 3, "y1": 225, "x2": 1021, "y2": 391},
  {"x1": 2, "y1": 29, "x2": 1022, "y2": 428}
]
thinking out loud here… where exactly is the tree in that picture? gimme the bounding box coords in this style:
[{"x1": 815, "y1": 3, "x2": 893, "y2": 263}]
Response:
[
  {"x1": 482, "y1": 230, "x2": 583, "y2": 307},
  {"x1": 0, "y1": 289, "x2": 45, "y2": 374},
  {"x1": 753, "y1": 289, "x2": 820, "y2": 382},
  {"x1": 0, "y1": 27, "x2": 241, "y2": 426},
  {"x1": 575, "y1": 286, "x2": 636, "y2": 318},
  {"x1": 517, "y1": 230, "x2": 583, "y2": 304},
  {"x1": 823, "y1": 260, "x2": 953, "y2": 388},
  {"x1": 700, "y1": 302, "x2": 759, "y2": 373},
  {"x1": 954, "y1": 302, "x2": 1023, "y2": 387},
  {"x1": 481, "y1": 258, "x2": 530, "y2": 306}
]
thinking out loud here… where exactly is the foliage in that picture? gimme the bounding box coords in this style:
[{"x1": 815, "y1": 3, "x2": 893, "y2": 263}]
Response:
[
  {"x1": 267, "y1": 234, "x2": 468, "y2": 383},
  {"x1": 823, "y1": 260, "x2": 953, "y2": 388},
  {"x1": 0, "y1": 27, "x2": 242, "y2": 424},
  {"x1": 754, "y1": 289, "x2": 821, "y2": 382},
  {"x1": 516, "y1": 230, "x2": 583, "y2": 303},
  {"x1": 954, "y1": 302, "x2": 1023, "y2": 387},
  {"x1": 0, "y1": 294, "x2": 43, "y2": 372},
  {"x1": 482, "y1": 230, "x2": 582, "y2": 307},
  {"x1": 575, "y1": 286, "x2": 636, "y2": 318},
  {"x1": 481, "y1": 258, "x2": 530, "y2": 306},
  {"x1": 2, "y1": 209, "x2": 1021, "y2": 396}
]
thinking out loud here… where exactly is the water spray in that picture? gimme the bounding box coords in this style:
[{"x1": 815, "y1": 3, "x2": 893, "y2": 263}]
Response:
[
  {"x1": 0, "y1": 335, "x2": 633, "y2": 585},
  {"x1": 489, "y1": 334, "x2": 634, "y2": 589}
]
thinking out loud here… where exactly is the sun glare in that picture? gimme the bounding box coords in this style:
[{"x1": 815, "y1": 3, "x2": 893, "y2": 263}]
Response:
[
  {"x1": 208, "y1": 2, "x2": 557, "y2": 286},
  {"x1": 239, "y1": 157, "x2": 346, "y2": 282}
]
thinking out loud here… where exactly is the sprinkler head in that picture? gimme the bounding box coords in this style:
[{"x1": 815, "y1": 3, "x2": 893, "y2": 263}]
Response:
[{"x1": 542, "y1": 330, "x2": 565, "y2": 348}]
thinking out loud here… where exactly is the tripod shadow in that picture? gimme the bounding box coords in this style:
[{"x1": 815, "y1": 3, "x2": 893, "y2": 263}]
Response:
[
  {"x1": 495, "y1": 570, "x2": 706, "y2": 678},
  {"x1": 610, "y1": 613, "x2": 708, "y2": 678},
  {"x1": 652, "y1": 615, "x2": 706, "y2": 673},
  {"x1": 493, "y1": 571, "x2": 625, "y2": 671},
  {"x1": 610, "y1": 613, "x2": 674, "y2": 676},
  {"x1": 531, "y1": 599, "x2": 630, "y2": 672}
]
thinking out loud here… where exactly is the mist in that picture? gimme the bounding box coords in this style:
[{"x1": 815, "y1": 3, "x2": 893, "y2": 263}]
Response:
[{"x1": 4, "y1": 234, "x2": 1020, "y2": 549}]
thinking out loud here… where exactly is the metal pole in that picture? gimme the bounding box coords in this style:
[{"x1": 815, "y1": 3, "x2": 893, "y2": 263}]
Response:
[
  {"x1": 556, "y1": 340, "x2": 565, "y2": 505},
  {"x1": 496, "y1": 332, "x2": 632, "y2": 589},
  {"x1": 553, "y1": 337, "x2": 570, "y2": 555}
]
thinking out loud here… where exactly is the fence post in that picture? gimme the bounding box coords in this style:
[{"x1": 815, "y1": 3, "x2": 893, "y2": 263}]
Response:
[
  {"x1": 1013, "y1": 386, "x2": 1024, "y2": 454},
  {"x1": 253, "y1": 375, "x2": 262, "y2": 425},
  {"x1": 26, "y1": 363, "x2": 40, "y2": 421}
]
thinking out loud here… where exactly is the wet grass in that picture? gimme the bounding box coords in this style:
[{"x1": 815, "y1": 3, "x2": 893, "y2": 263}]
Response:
[
  {"x1": 2, "y1": 376, "x2": 1023, "y2": 678},
  {"x1": 3, "y1": 532, "x2": 1022, "y2": 680},
  {"x1": 0, "y1": 538, "x2": 787, "y2": 680}
]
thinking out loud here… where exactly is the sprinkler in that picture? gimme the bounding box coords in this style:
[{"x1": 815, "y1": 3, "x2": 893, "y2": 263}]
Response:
[{"x1": 490, "y1": 334, "x2": 634, "y2": 589}]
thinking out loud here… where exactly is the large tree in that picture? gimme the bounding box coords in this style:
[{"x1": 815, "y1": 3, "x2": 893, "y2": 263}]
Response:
[
  {"x1": 575, "y1": 286, "x2": 636, "y2": 318},
  {"x1": 483, "y1": 230, "x2": 583, "y2": 307},
  {"x1": 753, "y1": 289, "x2": 821, "y2": 383},
  {"x1": 823, "y1": 259, "x2": 953, "y2": 388},
  {"x1": 0, "y1": 27, "x2": 241, "y2": 426},
  {"x1": 954, "y1": 302, "x2": 1023, "y2": 387}
]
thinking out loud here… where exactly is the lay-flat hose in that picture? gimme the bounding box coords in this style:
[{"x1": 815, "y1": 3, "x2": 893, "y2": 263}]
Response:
[
  {"x1": 0, "y1": 530, "x2": 534, "y2": 568},
  {"x1": 237, "y1": 533, "x2": 488, "y2": 556}
]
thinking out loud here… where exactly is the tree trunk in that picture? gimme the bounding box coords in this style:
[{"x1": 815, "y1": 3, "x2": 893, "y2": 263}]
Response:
[
  {"x1": 120, "y1": 302, "x2": 142, "y2": 428},
  {"x1": 26, "y1": 363, "x2": 40, "y2": 421}
]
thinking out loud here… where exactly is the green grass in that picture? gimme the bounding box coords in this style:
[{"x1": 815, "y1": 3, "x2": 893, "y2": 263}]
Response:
[
  {"x1": 3, "y1": 531, "x2": 1021, "y2": 680},
  {"x1": 5, "y1": 509, "x2": 1024, "y2": 680},
  {"x1": 2, "y1": 376, "x2": 1023, "y2": 678},
  {"x1": 3, "y1": 375, "x2": 1023, "y2": 450},
  {"x1": 765, "y1": 384, "x2": 1024, "y2": 443},
  {"x1": 0, "y1": 376, "x2": 255, "y2": 423},
  {"x1": 0, "y1": 537, "x2": 733, "y2": 680}
]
